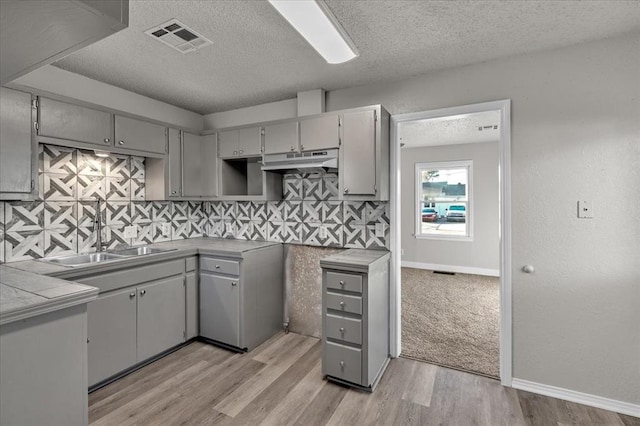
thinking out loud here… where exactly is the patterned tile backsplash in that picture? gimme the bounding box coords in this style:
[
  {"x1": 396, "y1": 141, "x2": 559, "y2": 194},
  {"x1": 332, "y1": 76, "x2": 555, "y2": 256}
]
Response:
[{"x1": 0, "y1": 145, "x2": 388, "y2": 263}]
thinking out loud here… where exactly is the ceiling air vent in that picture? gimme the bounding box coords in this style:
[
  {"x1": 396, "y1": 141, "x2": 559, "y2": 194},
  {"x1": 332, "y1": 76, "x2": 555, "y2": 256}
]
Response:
[{"x1": 145, "y1": 19, "x2": 212, "y2": 54}]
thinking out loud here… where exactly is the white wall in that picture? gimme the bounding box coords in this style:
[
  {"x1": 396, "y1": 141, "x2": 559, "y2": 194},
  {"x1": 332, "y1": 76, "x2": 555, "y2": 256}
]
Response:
[
  {"x1": 10, "y1": 66, "x2": 203, "y2": 131},
  {"x1": 401, "y1": 142, "x2": 499, "y2": 273},
  {"x1": 202, "y1": 98, "x2": 297, "y2": 130},
  {"x1": 327, "y1": 32, "x2": 640, "y2": 405}
]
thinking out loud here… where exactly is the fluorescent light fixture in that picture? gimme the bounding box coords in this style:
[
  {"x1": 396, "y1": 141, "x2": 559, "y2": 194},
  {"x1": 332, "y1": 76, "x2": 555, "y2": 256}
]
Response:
[
  {"x1": 268, "y1": 0, "x2": 358, "y2": 64},
  {"x1": 94, "y1": 150, "x2": 110, "y2": 158}
]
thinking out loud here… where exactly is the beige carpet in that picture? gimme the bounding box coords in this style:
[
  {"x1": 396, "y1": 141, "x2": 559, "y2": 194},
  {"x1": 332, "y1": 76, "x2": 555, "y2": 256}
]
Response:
[{"x1": 401, "y1": 267, "x2": 500, "y2": 378}]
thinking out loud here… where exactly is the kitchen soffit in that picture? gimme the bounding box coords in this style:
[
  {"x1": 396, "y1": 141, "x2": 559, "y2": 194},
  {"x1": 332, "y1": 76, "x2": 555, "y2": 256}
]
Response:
[{"x1": 51, "y1": 0, "x2": 640, "y2": 115}]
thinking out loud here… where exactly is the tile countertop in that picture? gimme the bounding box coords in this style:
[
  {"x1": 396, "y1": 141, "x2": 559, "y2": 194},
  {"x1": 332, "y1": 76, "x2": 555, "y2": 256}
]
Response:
[
  {"x1": 5, "y1": 238, "x2": 283, "y2": 278},
  {"x1": 0, "y1": 266, "x2": 99, "y2": 325}
]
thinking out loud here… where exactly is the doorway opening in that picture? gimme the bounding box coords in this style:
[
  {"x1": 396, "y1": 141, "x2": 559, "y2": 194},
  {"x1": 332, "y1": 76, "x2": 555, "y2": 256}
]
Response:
[{"x1": 389, "y1": 100, "x2": 512, "y2": 385}]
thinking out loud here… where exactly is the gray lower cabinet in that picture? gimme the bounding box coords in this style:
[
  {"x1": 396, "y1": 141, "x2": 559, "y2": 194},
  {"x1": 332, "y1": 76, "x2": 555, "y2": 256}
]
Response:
[
  {"x1": 0, "y1": 87, "x2": 37, "y2": 199},
  {"x1": 77, "y1": 257, "x2": 194, "y2": 387},
  {"x1": 87, "y1": 287, "x2": 137, "y2": 387},
  {"x1": 137, "y1": 276, "x2": 185, "y2": 361},
  {"x1": 321, "y1": 249, "x2": 390, "y2": 391},
  {"x1": 199, "y1": 244, "x2": 283, "y2": 351}
]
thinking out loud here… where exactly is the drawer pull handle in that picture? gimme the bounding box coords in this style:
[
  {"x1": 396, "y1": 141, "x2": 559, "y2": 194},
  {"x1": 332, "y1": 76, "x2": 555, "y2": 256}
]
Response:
[
  {"x1": 215, "y1": 265, "x2": 220, "y2": 269},
  {"x1": 231, "y1": 282, "x2": 237, "y2": 286},
  {"x1": 339, "y1": 327, "x2": 345, "y2": 333},
  {"x1": 339, "y1": 280, "x2": 345, "y2": 286},
  {"x1": 140, "y1": 290, "x2": 146, "y2": 296},
  {"x1": 339, "y1": 301, "x2": 345, "y2": 307},
  {"x1": 339, "y1": 361, "x2": 345, "y2": 368}
]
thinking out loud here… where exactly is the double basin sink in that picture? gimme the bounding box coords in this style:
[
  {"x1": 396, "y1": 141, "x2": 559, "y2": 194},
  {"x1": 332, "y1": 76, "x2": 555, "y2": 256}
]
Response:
[{"x1": 39, "y1": 246, "x2": 175, "y2": 267}]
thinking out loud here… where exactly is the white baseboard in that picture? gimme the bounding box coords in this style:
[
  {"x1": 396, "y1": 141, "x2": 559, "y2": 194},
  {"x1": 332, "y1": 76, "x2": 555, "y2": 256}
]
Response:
[
  {"x1": 401, "y1": 261, "x2": 499, "y2": 277},
  {"x1": 511, "y1": 378, "x2": 640, "y2": 418}
]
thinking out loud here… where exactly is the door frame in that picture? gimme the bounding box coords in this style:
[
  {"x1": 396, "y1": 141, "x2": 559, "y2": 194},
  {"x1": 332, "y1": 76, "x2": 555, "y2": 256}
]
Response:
[{"x1": 389, "y1": 99, "x2": 512, "y2": 386}]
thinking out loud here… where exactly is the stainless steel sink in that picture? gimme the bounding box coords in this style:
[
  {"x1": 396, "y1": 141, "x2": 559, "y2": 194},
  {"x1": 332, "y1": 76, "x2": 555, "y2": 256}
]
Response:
[
  {"x1": 39, "y1": 252, "x2": 127, "y2": 267},
  {"x1": 110, "y1": 246, "x2": 175, "y2": 256}
]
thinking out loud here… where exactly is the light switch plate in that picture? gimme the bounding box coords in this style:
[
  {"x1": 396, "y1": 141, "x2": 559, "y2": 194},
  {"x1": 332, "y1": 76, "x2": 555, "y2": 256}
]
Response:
[
  {"x1": 319, "y1": 225, "x2": 327, "y2": 239},
  {"x1": 124, "y1": 225, "x2": 137, "y2": 239},
  {"x1": 375, "y1": 223, "x2": 385, "y2": 237},
  {"x1": 578, "y1": 200, "x2": 593, "y2": 218},
  {"x1": 161, "y1": 223, "x2": 171, "y2": 236}
]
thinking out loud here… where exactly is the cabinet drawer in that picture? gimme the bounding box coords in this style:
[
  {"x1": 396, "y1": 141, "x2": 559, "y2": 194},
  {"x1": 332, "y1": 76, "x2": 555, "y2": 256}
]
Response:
[
  {"x1": 200, "y1": 257, "x2": 240, "y2": 276},
  {"x1": 324, "y1": 341, "x2": 362, "y2": 385},
  {"x1": 326, "y1": 314, "x2": 362, "y2": 345},
  {"x1": 326, "y1": 271, "x2": 362, "y2": 293},
  {"x1": 326, "y1": 292, "x2": 362, "y2": 315}
]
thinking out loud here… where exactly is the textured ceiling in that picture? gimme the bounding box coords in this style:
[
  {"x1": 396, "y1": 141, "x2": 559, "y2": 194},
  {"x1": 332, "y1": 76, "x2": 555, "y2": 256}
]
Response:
[
  {"x1": 53, "y1": 0, "x2": 640, "y2": 115},
  {"x1": 399, "y1": 111, "x2": 500, "y2": 148}
]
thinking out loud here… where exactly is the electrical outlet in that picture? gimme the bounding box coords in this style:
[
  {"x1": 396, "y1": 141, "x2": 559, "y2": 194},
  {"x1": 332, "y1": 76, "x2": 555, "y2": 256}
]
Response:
[
  {"x1": 226, "y1": 222, "x2": 234, "y2": 235},
  {"x1": 375, "y1": 223, "x2": 385, "y2": 237},
  {"x1": 124, "y1": 225, "x2": 137, "y2": 239},
  {"x1": 161, "y1": 223, "x2": 171, "y2": 236},
  {"x1": 577, "y1": 200, "x2": 593, "y2": 218},
  {"x1": 319, "y1": 225, "x2": 327, "y2": 239}
]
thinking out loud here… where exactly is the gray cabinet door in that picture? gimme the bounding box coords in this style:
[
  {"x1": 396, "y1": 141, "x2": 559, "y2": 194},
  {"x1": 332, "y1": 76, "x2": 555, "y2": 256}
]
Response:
[
  {"x1": 137, "y1": 276, "x2": 186, "y2": 361},
  {"x1": 201, "y1": 134, "x2": 218, "y2": 197},
  {"x1": 182, "y1": 131, "x2": 203, "y2": 197},
  {"x1": 114, "y1": 115, "x2": 166, "y2": 154},
  {"x1": 300, "y1": 115, "x2": 339, "y2": 151},
  {"x1": 238, "y1": 126, "x2": 262, "y2": 156},
  {"x1": 199, "y1": 272, "x2": 240, "y2": 347},
  {"x1": 264, "y1": 121, "x2": 298, "y2": 154},
  {"x1": 342, "y1": 110, "x2": 376, "y2": 195},
  {"x1": 168, "y1": 128, "x2": 182, "y2": 197},
  {"x1": 87, "y1": 288, "x2": 137, "y2": 386},
  {"x1": 218, "y1": 130, "x2": 238, "y2": 158},
  {"x1": 0, "y1": 87, "x2": 34, "y2": 194},
  {"x1": 185, "y1": 272, "x2": 199, "y2": 340},
  {"x1": 38, "y1": 97, "x2": 112, "y2": 146}
]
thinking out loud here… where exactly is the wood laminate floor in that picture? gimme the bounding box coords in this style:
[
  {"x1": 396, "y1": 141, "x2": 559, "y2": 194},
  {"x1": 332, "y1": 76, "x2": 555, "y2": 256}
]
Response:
[{"x1": 89, "y1": 333, "x2": 639, "y2": 426}]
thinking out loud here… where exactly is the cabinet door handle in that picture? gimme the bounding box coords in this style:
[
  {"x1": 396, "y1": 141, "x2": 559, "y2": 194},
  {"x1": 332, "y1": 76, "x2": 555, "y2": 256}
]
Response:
[
  {"x1": 233, "y1": 150, "x2": 238, "y2": 155},
  {"x1": 339, "y1": 361, "x2": 345, "y2": 367},
  {"x1": 290, "y1": 146, "x2": 295, "y2": 151},
  {"x1": 300, "y1": 145, "x2": 305, "y2": 151},
  {"x1": 129, "y1": 292, "x2": 136, "y2": 298},
  {"x1": 239, "y1": 149, "x2": 244, "y2": 154},
  {"x1": 215, "y1": 265, "x2": 220, "y2": 269},
  {"x1": 231, "y1": 282, "x2": 237, "y2": 286},
  {"x1": 343, "y1": 188, "x2": 349, "y2": 194},
  {"x1": 104, "y1": 138, "x2": 110, "y2": 143},
  {"x1": 171, "y1": 190, "x2": 177, "y2": 195},
  {"x1": 339, "y1": 301, "x2": 345, "y2": 307},
  {"x1": 140, "y1": 290, "x2": 146, "y2": 296},
  {"x1": 118, "y1": 140, "x2": 125, "y2": 145},
  {"x1": 339, "y1": 327, "x2": 345, "y2": 333},
  {"x1": 339, "y1": 280, "x2": 345, "y2": 286}
]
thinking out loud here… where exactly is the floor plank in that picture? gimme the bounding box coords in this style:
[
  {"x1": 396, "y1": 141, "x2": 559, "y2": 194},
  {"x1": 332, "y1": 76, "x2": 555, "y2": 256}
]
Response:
[{"x1": 88, "y1": 334, "x2": 637, "y2": 426}]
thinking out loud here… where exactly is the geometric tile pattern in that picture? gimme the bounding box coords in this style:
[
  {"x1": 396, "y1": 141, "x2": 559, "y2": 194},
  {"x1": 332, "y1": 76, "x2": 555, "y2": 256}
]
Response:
[{"x1": 2, "y1": 150, "x2": 389, "y2": 263}]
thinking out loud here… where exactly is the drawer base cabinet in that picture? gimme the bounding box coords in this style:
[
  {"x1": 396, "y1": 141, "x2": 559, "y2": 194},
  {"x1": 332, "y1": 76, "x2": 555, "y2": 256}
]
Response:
[
  {"x1": 199, "y1": 244, "x2": 284, "y2": 351},
  {"x1": 321, "y1": 249, "x2": 390, "y2": 391}
]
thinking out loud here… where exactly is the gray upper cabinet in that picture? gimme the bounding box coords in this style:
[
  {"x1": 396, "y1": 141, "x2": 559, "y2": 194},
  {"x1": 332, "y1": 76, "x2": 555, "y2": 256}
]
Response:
[
  {"x1": 263, "y1": 121, "x2": 299, "y2": 154},
  {"x1": 0, "y1": 0, "x2": 128, "y2": 85},
  {"x1": 168, "y1": 128, "x2": 182, "y2": 197},
  {"x1": 182, "y1": 132, "x2": 218, "y2": 198},
  {"x1": 338, "y1": 106, "x2": 390, "y2": 201},
  {"x1": 0, "y1": 87, "x2": 37, "y2": 199},
  {"x1": 137, "y1": 276, "x2": 186, "y2": 362},
  {"x1": 341, "y1": 110, "x2": 377, "y2": 196},
  {"x1": 114, "y1": 115, "x2": 167, "y2": 154},
  {"x1": 300, "y1": 114, "x2": 340, "y2": 151},
  {"x1": 38, "y1": 97, "x2": 113, "y2": 146},
  {"x1": 218, "y1": 127, "x2": 262, "y2": 158},
  {"x1": 87, "y1": 287, "x2": 137, "y2": 387}
]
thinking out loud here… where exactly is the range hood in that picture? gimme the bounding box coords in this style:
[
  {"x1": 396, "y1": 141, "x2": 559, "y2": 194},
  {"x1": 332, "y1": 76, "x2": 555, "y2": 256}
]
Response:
[{"x1": 261, "y1": 149, "x2": 338, "y2": 173}]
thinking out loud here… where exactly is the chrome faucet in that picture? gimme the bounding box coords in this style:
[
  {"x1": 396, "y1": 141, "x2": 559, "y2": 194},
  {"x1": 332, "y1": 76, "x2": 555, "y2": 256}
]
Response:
[{"x1": 93, "y1": 197, "x2": 105, "y2": 251}]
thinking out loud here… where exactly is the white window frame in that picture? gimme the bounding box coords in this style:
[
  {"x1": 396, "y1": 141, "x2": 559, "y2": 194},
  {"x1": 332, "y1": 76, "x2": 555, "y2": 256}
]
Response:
[{"x1": 414, "y1": 160, "x2": 473, "y2": 242}]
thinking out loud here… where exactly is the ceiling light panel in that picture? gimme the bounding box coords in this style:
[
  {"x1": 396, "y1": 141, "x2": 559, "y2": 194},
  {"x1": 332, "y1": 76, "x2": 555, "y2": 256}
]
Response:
[
  {"x1": 145, "y1": 19, "x2": 212, "y2": 54},
  {"x1": 268, "y1": 0, "x2": 358, "y2": 64}
]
